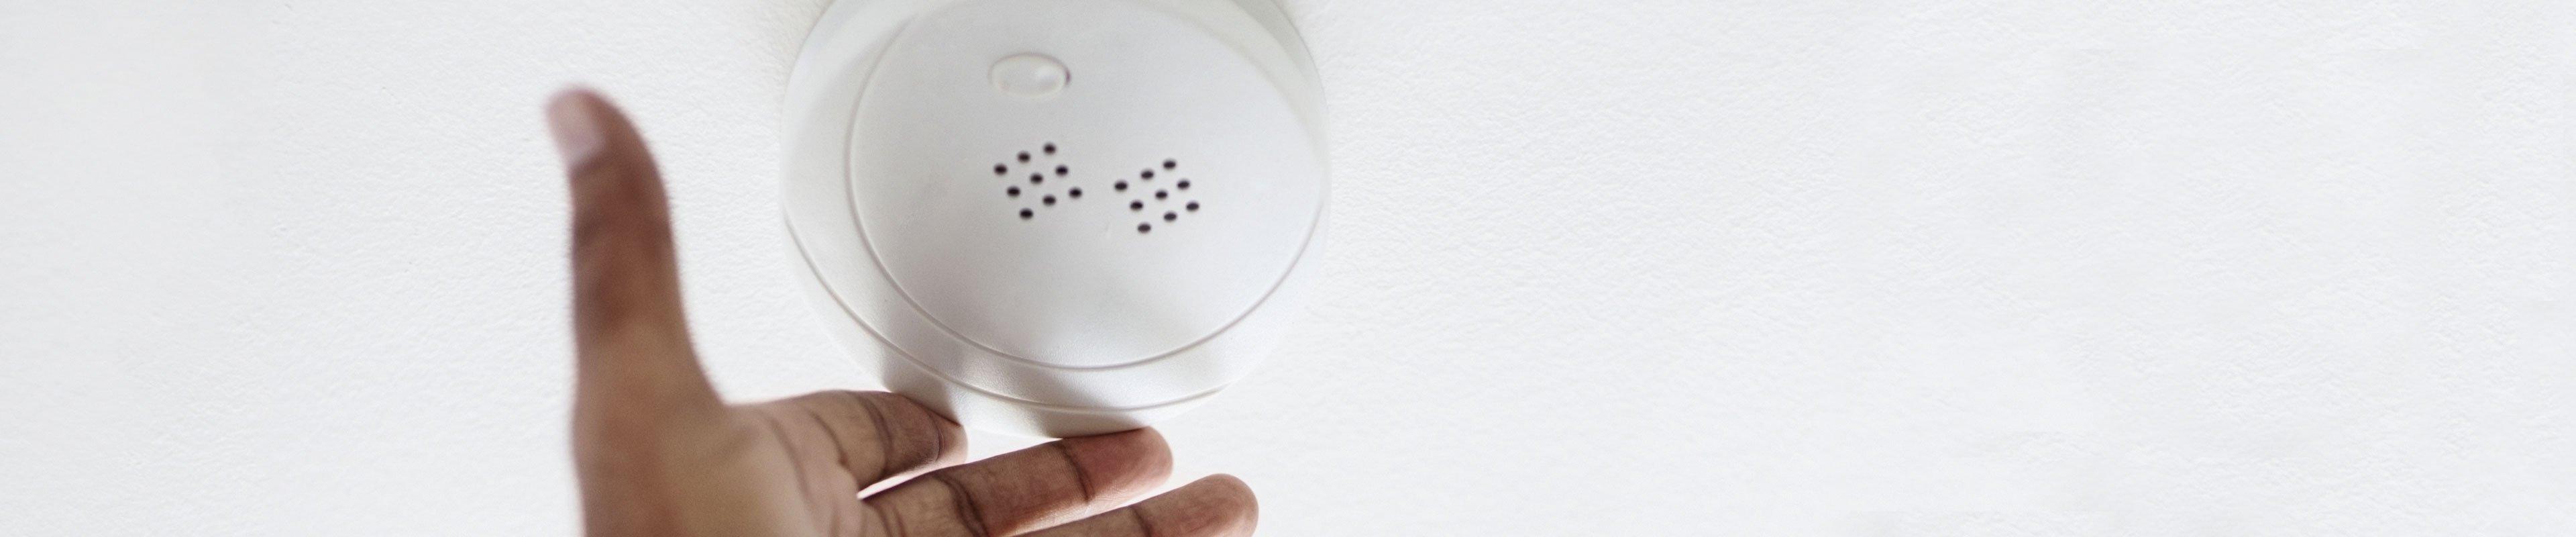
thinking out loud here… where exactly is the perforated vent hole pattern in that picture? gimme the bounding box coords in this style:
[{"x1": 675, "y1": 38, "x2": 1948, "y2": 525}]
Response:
[
  {"x1": 992, "y1": 143, "x2": 1077, "y2": 219},
  {"x1": 987, "y1": 144, "x2": 1202, "y2": 235}
]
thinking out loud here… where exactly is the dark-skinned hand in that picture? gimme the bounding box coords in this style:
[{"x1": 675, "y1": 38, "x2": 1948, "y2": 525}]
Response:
[{"x1": 547, "y1": 88, "x2": 1258, "y2": 537}]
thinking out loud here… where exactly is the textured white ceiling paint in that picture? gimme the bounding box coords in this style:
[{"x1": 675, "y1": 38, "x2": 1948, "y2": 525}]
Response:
[{"x1": 4, "y1": 1, "x2": 2574, "y2": 535}]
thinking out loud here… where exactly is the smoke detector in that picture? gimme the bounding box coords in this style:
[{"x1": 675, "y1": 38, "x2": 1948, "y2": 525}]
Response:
[{"x1": 781, "y1": 0, "x2": 1326, "y2": 437}]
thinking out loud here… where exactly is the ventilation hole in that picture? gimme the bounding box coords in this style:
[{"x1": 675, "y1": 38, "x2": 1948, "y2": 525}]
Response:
[
  {"x1": 1069, "y1": 187, "x2": 1084, "y2": 198},
  {"x1": 1030, "y1": 174, "x2": 1044, "y2": 185},
  {"x1": 1155, "y1": 189, "x2": 1169, "y2": 199},
  {"x1": 1141, "y1": 170, "x2": 1156, "y2": 180},
  {"x1": 1042, "y1": 143, "x2": 1057, "y2": 154},
  {"x1": 1130, "y1": 201, "x2": 1144, "y2": 211},
  {"x1": 1042, "y1": 195, "x2": 1057, "y2": 205},
  {"x1": 1177, "y1": 179, "x2": 1191, "y2": 190},
  {"x1": 1007, "y1": 186, "x2": 1020, "y2": 197},
  {"x1": 1163, "y1": 211, "x2": 1177, "y2": 222},
  {"x1": 1017, "y1": 152, "x2": 1031, "y2": 162},
  {"x1": 994, "y1": 164, "x2": 1008, "y2": 175},
  {"x1": 1019, "y1": 209, "x2": 1034, "y2": 219},
  {"x1": 1115, "y1": 181, "x2": 1129, "y2": 191},
  {"x1": 1186, "y1": 201, "x2": 1200, "y2": 211},
  {"x1": 1138, "y1": 223, "x2": 1152, "y2": 234},
  {"x1": 1055, "y1": 165, "x2": 1069, "y2": 176},
  {"x1": 1163, "y1": 159, "x2": 1178, "y2": 170}
]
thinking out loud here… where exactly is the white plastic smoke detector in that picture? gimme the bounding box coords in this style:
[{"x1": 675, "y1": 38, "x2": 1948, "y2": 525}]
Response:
[{"x1": 782, "y1": 0, "x2": 1326, "y2": 437}]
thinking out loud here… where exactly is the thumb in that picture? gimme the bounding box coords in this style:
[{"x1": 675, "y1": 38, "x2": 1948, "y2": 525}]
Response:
[{"x1": 549, "y1": 88, "x2": 722, "y2": 424}]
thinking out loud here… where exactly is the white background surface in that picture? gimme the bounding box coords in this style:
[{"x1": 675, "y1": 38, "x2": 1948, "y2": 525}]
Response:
[{"x1": 3, "y1": 1, "x2": 2572, "y2": 535}]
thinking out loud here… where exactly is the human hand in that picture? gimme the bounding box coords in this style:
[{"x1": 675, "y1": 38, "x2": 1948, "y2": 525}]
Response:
[{"x1": 545, "y1": 89, "x2": 1258, "y2": 537}]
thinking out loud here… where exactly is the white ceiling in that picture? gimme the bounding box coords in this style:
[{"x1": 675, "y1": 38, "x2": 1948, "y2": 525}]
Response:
[{"x1": 4, "y1": 1, "x2": 2573, "y2": 534}]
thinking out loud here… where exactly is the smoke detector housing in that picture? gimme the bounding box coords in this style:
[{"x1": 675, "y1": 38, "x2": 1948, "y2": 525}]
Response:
[{"x1": 782, "y1": 0, "x2": 1326, "y2": 437}]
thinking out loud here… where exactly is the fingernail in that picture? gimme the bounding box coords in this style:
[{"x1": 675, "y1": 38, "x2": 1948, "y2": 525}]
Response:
[{"x1": 546, "y1": 88, "x2": 607, "y2": 166}]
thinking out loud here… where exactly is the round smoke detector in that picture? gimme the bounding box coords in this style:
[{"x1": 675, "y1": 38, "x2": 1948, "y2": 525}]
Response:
[{"x1": 782, "y1": 0, "x2": 1326, "y2": 437}]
